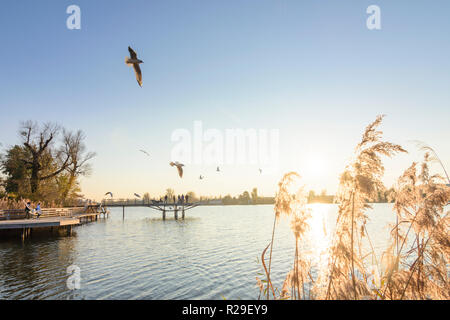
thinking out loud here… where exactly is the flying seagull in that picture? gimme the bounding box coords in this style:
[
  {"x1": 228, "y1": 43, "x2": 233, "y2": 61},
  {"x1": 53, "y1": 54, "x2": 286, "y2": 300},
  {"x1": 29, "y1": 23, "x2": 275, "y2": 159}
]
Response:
[
  {"x1": 216, "y1": 166, "x2": 220, "y2": 172},
  {"x1": 259, "y1": 168, "x2": 262, "y2": 174},
  {"x1": 105, "y1": 192, "x2": 113, "y2": 197},
  {"x1": 199, "y1": 175, "x2": 204, "y2": 180},
  {"x1": 125, "y1": 46, "x2": 144, "y2": 87},
  {"x1": 139, "y1": 149, "x2": 150, "y2": 157},
  {"x1": 170, "y1": 161, "x2": 184, "y2": 178},
  {"x1": 134, "y1": 193, "x2": 141, "y2": 198}
]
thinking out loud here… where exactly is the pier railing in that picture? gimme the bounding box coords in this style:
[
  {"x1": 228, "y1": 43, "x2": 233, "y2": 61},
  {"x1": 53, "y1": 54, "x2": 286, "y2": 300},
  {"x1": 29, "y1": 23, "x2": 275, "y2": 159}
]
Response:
[
  {"x1": 102, "y1": 199, "x2": 196, "y2": 206},
  {"x1": 0, "y1": 206, "x2": 101, "y2": 221}
]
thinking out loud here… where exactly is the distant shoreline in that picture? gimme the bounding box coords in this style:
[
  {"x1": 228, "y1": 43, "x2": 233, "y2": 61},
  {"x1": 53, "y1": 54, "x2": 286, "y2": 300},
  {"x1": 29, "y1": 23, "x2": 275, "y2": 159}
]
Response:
[{"x1": 190, "y1": 201, "x2": 394, "y2": 206}]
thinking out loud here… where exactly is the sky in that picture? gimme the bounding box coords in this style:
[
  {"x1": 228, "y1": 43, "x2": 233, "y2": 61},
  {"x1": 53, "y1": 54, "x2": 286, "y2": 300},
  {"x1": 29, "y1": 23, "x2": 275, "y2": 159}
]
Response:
[{"x1": 0, "y1": 0, "x2": 449, "y2": 201}]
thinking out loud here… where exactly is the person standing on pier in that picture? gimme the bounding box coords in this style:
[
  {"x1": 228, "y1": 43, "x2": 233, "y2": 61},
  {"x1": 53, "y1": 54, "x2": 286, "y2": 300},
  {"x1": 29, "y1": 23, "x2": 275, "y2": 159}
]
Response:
[
  {"x1": 186, "y1": 195, "x2": 189, "y2": 204},
  {"x1": 181, "y1": 194, "x2": 185, "y2": 204},
  {"x1": 165, "y1": 195, "x2": 168, "y2": 204},
  {"x1": 25, "y1": 202, "x2": 32, "y2": 219}
]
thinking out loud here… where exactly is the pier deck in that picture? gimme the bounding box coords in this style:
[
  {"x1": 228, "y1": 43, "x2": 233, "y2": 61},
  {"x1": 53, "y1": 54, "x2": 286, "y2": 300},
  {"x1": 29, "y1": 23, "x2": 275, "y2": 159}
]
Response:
[
  {"x1": 0, "y1": 216, "x2": 80, "y2": 230},
  {"x1": 0, "y1": 205, "x2": 108, "y2": 240}
]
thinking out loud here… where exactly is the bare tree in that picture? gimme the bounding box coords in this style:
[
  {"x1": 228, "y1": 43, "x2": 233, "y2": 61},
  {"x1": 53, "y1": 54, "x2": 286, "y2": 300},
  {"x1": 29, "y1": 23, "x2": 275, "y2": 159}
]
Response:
[
  {"x1": 20, "y1": 121, "x2": 71, "y2": 194},
  {"x1": 19, "y1": 122, "x2": 95, "y2": 198},
  {"x1": 59, "y1": 129, "x2": 96, "y2": 202}
]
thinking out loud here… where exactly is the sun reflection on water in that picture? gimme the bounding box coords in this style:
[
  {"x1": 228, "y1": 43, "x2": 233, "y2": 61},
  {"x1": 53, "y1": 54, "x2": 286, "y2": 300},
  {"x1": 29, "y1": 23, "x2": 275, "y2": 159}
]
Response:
[{"x1": 305, "y1": 204, "x2": 333, "y2": 270}]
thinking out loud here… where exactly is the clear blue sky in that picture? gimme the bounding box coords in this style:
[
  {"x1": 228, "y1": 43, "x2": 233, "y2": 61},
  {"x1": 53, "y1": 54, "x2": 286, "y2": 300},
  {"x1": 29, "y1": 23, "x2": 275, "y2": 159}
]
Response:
[{"x1": 1, "y1": 0, "x2": 449, "y2": 200}]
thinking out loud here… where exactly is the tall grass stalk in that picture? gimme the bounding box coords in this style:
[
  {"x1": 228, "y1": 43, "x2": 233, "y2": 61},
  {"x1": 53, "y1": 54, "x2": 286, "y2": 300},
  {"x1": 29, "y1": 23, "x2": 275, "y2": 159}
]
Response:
[{"x1": 256, "y1": 115, "x2": 449, "y2": 300}]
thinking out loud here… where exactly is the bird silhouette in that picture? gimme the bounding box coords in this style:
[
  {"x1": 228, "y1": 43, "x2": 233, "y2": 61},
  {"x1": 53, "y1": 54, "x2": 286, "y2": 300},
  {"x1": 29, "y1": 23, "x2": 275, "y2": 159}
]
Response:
[
  {"x1": 199, "y1": 175, "x2": 204, "y2": 180},
  {"x1": 134, "y1": 193, "x2": 141, "y2": 198},
  {"x1": 139, "y1": 149, "x2": 150, "y2": 157},
  {"x1": 105, "y1": 192, "x2": 113, "y2": 197},
  {"x1": 125, "y1": 46, "x2": 144, "y2": 87},
  {"x1": 216, "y1": 166, "x2": 220, "y2": 172},
  {"x1": 259, "y1": 168, "x2": 262, "y2": 174},
  {"x1": 170, "y1": 161, "x2": 184, "y2": 178}
]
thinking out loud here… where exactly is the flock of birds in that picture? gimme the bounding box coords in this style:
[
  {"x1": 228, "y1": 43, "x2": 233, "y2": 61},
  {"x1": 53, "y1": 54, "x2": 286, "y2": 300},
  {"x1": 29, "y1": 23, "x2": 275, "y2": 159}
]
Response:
[
  {"x1": 115, "y1": 46, "x2": 263, "y2": 199},
  {"x1": 104, "y1": 147, "x2": 264, "y2": 199},
  {"x1": 126, "y1": 46, "x2": 263, "y2": 178}
]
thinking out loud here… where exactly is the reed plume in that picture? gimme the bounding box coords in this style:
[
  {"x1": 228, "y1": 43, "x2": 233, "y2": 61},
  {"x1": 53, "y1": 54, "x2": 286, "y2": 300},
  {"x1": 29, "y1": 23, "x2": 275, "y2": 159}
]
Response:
[
  {"x1": 261, "y1": 172, "x2": 311, "y2": 299},
  {"x1": 258, "y1": 115, "x2": 438, "y2": 300},
  {"x1": 321, "y1": 115, "x2": 407, "y2": 300},
  {"x1": 381, "y1": 153, "x2": 450, "y2": 299}
]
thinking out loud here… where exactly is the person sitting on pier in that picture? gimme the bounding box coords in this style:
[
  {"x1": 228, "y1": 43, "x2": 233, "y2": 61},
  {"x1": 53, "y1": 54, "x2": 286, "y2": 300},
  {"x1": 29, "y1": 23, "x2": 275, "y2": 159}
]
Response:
[{"x1": 35, "y1": 202, "x2": 42, "y2": 219}]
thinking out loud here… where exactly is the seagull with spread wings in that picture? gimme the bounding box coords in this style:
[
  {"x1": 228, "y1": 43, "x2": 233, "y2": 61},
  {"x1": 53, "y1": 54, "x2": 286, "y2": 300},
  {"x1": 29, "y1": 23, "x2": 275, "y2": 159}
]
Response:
[
  {"x1": 105, "y1": 192, "x2": 113, "y2": 197},
  {"x1": 125, "y1": 46, "x2": 144, "y2": 87},
  {"x1": 170, "y1": 161, "x2": 184, "y2": 178},
  {"x1": 134, "y1": 193, "x2": 141, "y2": 198}
]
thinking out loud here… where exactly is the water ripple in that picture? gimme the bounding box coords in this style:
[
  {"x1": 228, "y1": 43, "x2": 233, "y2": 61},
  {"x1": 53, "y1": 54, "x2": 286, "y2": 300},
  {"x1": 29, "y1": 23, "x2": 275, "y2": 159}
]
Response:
[{"x1": 0, "y1": 204, "x2": 396, "y2": 299}]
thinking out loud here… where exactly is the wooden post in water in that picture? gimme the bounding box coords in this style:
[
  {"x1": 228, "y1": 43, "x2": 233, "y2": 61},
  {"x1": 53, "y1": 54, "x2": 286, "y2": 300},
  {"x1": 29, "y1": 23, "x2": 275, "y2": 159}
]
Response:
[
  {"x1": 162, "y1": 209, "x2": 166, "y2": 220},
  {"x1": 174, "y1": 204, "x2": 178, "y2": 220},
  {"x1": 21, "y1": 228, "x2": 30, "y2": 241},
  {"x1": 123, "y1": 206, "x2": 125, "y2": 220},
  {"x1": 182, "y1": 206, "x2": 185, "y2": 219}
]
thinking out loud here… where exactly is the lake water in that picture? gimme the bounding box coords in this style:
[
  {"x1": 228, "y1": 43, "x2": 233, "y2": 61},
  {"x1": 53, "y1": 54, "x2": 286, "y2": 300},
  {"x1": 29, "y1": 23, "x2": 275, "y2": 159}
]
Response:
[{"x1": 0, "y1": 204, "x2": 398, "y2": 300}]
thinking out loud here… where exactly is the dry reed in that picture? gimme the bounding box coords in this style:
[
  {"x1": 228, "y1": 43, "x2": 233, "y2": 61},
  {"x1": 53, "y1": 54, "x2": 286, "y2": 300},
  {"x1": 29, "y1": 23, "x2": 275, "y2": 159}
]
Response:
[{"x1": 258, "y1": 115, "x2": 449, "y2": 300}]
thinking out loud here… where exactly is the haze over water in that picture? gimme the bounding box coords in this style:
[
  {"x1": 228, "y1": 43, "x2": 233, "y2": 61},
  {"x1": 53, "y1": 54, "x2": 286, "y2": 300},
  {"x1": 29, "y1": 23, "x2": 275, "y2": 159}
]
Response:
[{"x1": 0, "y1": 204, "x2": 396, "y2": 300}]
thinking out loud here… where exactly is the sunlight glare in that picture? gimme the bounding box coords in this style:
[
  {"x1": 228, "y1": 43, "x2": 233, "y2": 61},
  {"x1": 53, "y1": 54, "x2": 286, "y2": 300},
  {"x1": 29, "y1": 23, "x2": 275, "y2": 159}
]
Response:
[
  {"x1": 306, "y1": 204, "x2": 332, "y2": 268},
  {"x1": 304, "y1": 154, "x2": 327, "y2": 178}
]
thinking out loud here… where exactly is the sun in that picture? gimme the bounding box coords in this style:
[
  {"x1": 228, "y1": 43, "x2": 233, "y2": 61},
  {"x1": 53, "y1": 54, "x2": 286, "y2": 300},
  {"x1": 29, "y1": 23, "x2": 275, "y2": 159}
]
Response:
[{"x1": 304, "y1": 154, "x2": 327, "y2": 177}]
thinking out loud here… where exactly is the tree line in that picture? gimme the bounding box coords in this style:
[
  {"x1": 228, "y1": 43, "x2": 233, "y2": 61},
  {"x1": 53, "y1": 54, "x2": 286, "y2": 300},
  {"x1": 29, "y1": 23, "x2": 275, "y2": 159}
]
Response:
[{"x1": 141, "y1": 187, "x2": 395, "y2": 206}]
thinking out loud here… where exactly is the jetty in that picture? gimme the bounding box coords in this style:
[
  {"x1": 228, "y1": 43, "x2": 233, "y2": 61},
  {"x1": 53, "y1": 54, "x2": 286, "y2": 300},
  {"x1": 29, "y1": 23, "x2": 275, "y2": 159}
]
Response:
[
  {"x1": 0, "y1": 205, "x2": 108, "y2": 241},
  {"x1": 102, "y1": 199, "x2": 199, "y2": 220},
  {"x1": 0, "y1": 198, "x2": 201, "y2": 241}
]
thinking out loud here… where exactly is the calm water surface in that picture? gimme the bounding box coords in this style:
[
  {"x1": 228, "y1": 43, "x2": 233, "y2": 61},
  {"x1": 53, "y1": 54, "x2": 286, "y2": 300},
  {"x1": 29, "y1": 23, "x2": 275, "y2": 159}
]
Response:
[{"x1": 0, "y1": 204, "x2": 397, "y2": 299}]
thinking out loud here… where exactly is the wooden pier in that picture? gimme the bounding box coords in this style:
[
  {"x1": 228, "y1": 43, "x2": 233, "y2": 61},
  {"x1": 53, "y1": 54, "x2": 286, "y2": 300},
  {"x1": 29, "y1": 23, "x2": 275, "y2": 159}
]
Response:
[
  {"x1": 102, "y1": 199, "x2": 199, "y2": 220},
  {"x1": 0, "y1": 205, "x2": 108, "y2": 241}
]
